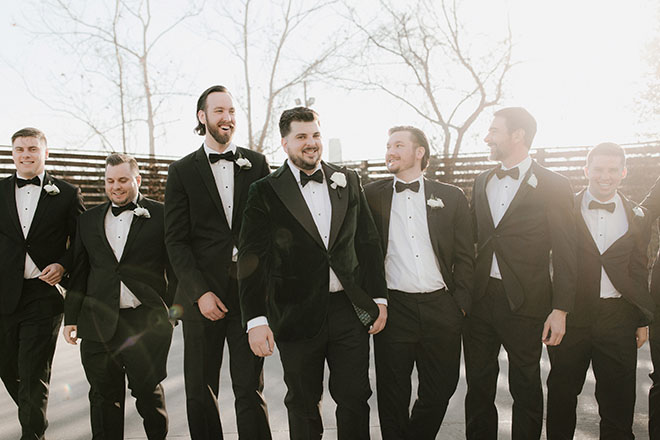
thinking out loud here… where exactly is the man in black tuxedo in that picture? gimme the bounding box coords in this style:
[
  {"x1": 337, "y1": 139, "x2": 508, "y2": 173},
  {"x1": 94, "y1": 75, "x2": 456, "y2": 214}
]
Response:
[
  {"x1": 164, "y1": 85, "x2": 272, "y2": 439},
  {"x1": 364, "y1": 126, "x2": 474, "y2": 440},
  {"x1": 238, "y1": 106, "x2": 388, "y2": 439},
  {"x1": 0, "y1": 127, "x2": 84, "y2": 440},
  {"x1": 641, "y1": 170, "x2": 660, "y2": 439},
  {"x1": 546, "y1": 142, "x2": 652, "y2": 439},
  {"x1": 63, "y1": 153, "x2": 174, "y2": 439},
  {"x1": 465, "y1": 107, "x2": 577, "y2": 439}
]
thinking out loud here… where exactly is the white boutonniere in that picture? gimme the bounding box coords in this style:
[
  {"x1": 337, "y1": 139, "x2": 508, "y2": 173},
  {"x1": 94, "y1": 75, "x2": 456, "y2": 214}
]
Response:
[
  {"x1": 133, "y1": 206, "x2": 151, "y2": 218},
  {"x1": 633, "y1": 206, "x2": 645, "y2": 217},
  {"x1": 527, "y1": 173, "x2": 538, "y2": 189},
  {"x1": 330, "y1": 172, "x2": 347, "y2": 189},
  {"x1": 235, "y1": 155, "x2": 251, "y2": 169},
  {"x1": 43, "y1": 183, "x2": 60, "y2": 195},
  {"x1": 427, "y1": 196, "x2": 444, "y2": 209}
]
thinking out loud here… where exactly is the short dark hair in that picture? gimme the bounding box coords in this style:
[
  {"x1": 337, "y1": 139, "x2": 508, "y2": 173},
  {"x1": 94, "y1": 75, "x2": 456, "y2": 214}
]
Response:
[
  {"x1": 195, "y1": 85, "x2": 231, "y2": 136},
  {"x1": 11, "y1": 127, "x2": 47, "y2": 146},
  {"x1": 279, "y1": 106, "x2": 319, "y2": 137},
  {"x1": 493, "y1": 107, "x2": 537, "y2": 149},
  {"x1": 106, "y1": 153, "x2": 139, "y2": 174},
  {"x1": 388, "y1": 125, "x2": 431, "y2": 170},
  {"x1": 586, "y1": 142, "x2": 626, "y2": 168}
]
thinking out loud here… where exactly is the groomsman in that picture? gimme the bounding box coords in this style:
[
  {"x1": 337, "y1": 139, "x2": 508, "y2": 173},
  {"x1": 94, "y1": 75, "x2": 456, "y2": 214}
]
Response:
[
  {"x1": 546, "y1": 142, "x2": 652, "y2": 439},
  {"x1": 238, "y1": 106, "x2": 388, "y2": 439},
  {"x1": 642, "y1": 171, "x2": 660, "y2": 439},
  {"x1": 164, "y1": 85, "x2": 272, "y2": 439},
  {"x1": 0, "y1": 127, "x2": 84, "y2": 439},
  {"x1": 63, "y1": 153, "x2": 174, "y2": 439},
  {"x1": 364, "y1": 126, "x2": 474, "y2": 439},
  {"x1": 464, "y1": 107, "x2": 577, "y2": 439}
]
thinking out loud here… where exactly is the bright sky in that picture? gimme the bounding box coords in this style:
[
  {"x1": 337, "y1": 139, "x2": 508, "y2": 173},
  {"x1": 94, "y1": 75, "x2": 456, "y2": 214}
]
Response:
[{"x1": 0, "y1": 0, "x2": 657, "y2": 163}]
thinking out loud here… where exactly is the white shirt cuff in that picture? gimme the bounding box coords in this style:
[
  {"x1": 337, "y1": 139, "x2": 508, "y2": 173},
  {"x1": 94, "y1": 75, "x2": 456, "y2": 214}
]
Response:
[
  {"x1": 246, "y1": 316, "x2": 269, "y2": 332},
  {"x1": 374, "y1": 298, "x2": 388, "y2": 306}
]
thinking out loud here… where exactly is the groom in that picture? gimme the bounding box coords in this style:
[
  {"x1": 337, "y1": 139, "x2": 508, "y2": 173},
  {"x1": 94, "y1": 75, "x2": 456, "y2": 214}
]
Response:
[{"x1": 238, "y1": 106, "x2": 388, "y2": 439}]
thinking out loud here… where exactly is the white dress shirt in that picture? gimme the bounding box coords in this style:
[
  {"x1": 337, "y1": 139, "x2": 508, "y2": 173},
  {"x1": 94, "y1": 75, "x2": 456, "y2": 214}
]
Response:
[
  {"x1": 16, "y1": 171, "x2": 45, "y2": 279},
  {"x1": 105, "y1": 198, "x2": 142, "y2": 308},
  {"x1": 246, "y1": 161, "x2": 385, "y2": 332},
  {"x1": 204, "y1": 142, "x2": 238, "y2": 261},
  {"x1": 386, "y1": 176, "x2": 446, "y2": 292},
  {"x1": 580, "y1": 190, "x2": 627, "y2": 299},
  {"x1": 486, "y1": 155, "x2": 532, "y2": 279}
]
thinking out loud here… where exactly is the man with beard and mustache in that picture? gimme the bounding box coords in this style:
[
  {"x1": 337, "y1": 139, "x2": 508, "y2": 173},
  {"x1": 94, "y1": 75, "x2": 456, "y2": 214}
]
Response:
[
  {"x1": 238, "y1": 106, "x2": 388, "y2": 439},
  {"x1": 164, "y1": 85, "x2": 272, "y2": 439},
  {"x1": 464, "y1": 107, "x2": 577, "y2": 439}
]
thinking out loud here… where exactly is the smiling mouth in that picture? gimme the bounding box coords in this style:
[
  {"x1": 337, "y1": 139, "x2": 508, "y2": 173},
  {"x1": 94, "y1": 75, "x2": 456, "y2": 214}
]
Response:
[{"x1": 219, "y1": 124, "x2": 233, "y2": 132}]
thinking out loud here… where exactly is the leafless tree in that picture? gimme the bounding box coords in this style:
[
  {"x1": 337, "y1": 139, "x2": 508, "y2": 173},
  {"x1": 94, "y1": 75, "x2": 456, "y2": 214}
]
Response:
[
  {"x1": 640, "y1": 7, "x2": 660, "y2": 135},
  {"x1": 210, "y1": 0, "x2": 348, "y2": 153},
  {"x1": 344, "y1": 0, "x2": 515, "y2": 157},
  {"x1": 25, "y1": 0, "x2": 202, "y2": 156}
]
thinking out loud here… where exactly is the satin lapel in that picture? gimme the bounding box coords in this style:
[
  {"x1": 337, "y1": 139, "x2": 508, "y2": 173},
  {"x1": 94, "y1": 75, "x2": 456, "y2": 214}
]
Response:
[
  {"x1": 121, "y1": 197, "x2": 146, "y2": 261},
  {"x1": 497, "y1": 162, "x2": 534, "y2": 227},
  {"x1": 3, "y1": 175, "x2": 22, "y2": 238},
  {"x1": 476, "y1": 168, "x2": 496, "y2": 230},
  {"x1": 424, "y1": 178, "x2": 443, "y2": 261},
  {"x1": 575, "y1": 190, "x2": 600, "y2": 255},
  {"x1": 604, "y1": 192, "x2": 636, "y2": 253},
  {"x1": 26, "y1": 173, "x2": 53, "y2": 240},
  {"x1": 380, "y1": 181, "x2": 394, "y2": 254},
  {"x1": 193, "y1": 146, "x2": 230, "y2": 230},
  {"x1": 269, "y1": 163, "x2": 325, "y2": 249},
  {"x1": 232, "y1": 147, "x2": 249, "y2": 230},
  {"x1": 324, "y1": 162, "x2": 348, "y2": 250},
  {"x1": 97, "y1": 202, "x2": 119, "y2": 265}
]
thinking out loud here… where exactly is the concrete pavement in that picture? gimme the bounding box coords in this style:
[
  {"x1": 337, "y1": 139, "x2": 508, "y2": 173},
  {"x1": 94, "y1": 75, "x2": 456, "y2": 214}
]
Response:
[{"x1": 0, "y1": 324, "x2": 653, "y2": 439}]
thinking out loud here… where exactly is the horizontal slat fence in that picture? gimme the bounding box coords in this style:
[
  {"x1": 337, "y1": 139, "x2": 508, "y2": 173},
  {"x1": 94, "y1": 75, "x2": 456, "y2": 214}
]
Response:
[{"x1": 1, "y1": 141, "x2": 659, "y2": 206}]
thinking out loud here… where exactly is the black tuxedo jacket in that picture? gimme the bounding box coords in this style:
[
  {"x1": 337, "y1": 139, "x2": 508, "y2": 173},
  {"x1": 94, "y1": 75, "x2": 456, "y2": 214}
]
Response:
[
  {"x1": 238, "y1": 161, "x2": 387, "y2": 341},
  {"x1": 0, "y1": 172, "x2": 84, "y2": 314},
  {"x1": 471, "y1": 160, "x2": 577, "y2": 318},
  {"x1": 570, "y1": 189, "x2": 653, "y2": 327},
  {"x1": 364, "y1": 177, "x2": 474, "y2": 314},
  {"x1": 164, "y1": 145, "x2": 270, "y2": 320},
  {"x1": 65, "y1": 197, "x2": 174, "y2": 342},
  {"x1": 642, "y1": 176, "x2": 660, "y2": 308}
]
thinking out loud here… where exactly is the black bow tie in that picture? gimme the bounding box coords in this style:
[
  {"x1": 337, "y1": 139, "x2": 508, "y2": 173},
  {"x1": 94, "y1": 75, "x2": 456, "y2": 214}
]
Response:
[
  {"x1": 588, "y1": 200, "x2": 615, "y2": 213},
  {"x1": 111, "y1": 202, "x2": 137, "y2": 217},
  {"x1": 209, "y1": 151, "x2": 236, "y2": 163},
  {"x1": 16, "y1": 176, "x2": 41, "y2": 188},
  {"x1": 300, "y1": 169, "x2": 324, "y2": 187},
  {"x1": 495, "y1": 167, "x2": 520, "y2": 180},
  {"x1": 395, "y1": 181, "x2": 420, "y2": 193}
]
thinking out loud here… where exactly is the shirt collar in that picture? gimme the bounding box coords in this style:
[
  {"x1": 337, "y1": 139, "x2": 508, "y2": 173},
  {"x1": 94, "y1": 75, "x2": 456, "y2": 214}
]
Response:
[
  {"x1": 501, "y1": 155, "x2": 532, "y2": 179},
  {"x1": 204, "y1": 142, "x2": 236, "y2": 158},
  {"x1": 16, "y1": 171, "x2": 46, "y2": 184},
  {"x1": 287, "y1": 160, "x2": 323, "y2": 184}
]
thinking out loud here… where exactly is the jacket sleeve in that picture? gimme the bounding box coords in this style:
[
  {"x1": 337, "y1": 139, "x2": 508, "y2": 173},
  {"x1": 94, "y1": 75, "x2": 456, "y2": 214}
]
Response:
[
  {"x1": 64, "y1": 219, "x2": 89, "y2": 326},
  {"x1": 58, "y1": 185, "x2": 85, "y2": 278},
  {"x1": 451, "y1": 187, "x2": 475, "y2": 315},
  {"x1": 642, "y1": 175, "x2": 660, "y2": 221}
]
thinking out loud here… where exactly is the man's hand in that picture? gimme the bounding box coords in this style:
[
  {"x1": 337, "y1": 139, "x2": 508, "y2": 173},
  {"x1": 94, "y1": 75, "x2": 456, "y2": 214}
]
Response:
[
  {"x1": 542, "y1": 309, "x2": 567, "y2": 346},
  {"x1": 198, "y1": 291, "x2": 228, "y2": 321},
  {"x1": 637, "y1": 326, "x2": 649, "y2": 348},
  {"x1": 63, "y1": 325, "x2": 78, "y2": 345},
  {"x1": 248, "y1": 325, "x2": 275, "y2": 357},
  {"x1": 368, "y1": 304, "x2": 388, "y2": 335},
  {"x1": 39, "y1": 263, "x2": 65, "y2": 286}
]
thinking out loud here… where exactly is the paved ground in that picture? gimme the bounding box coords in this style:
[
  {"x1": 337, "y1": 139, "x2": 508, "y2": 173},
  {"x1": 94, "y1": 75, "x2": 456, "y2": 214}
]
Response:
[{"x1": 0, "y1": 324, "x2": 653, "y2": 439}]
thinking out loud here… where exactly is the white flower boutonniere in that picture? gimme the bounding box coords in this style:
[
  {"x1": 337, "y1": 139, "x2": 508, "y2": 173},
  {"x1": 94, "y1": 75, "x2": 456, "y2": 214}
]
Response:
[
  {"x1": 427, "y1": 196, "x2": 444, "y2": 209},
  {"x1": 235, "y1": 156, "x2": 252, "y2": 169},
  {"x1": 133, "y1": 206, "x2": 151, "y2": 218},
  {"x1": 43, "y1": 183, "x2": 60, "y2": 195},
  {"x1": 527, "y1": 173, "x2": 538, "y2": 189},
  {"x1": 330, "y1": 172, "x2": 347, "y2": 189},
  {"x1": 633, "y1": 206, "x2": 645, "y2": 217}
]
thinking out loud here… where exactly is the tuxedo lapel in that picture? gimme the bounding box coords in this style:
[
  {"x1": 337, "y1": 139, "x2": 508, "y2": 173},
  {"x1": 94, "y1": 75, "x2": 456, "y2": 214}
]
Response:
[
  {"x1": 97, "y1": 202, "x2": 119, "y2": 264},
  {"x1": 193, "y1": 145, "x2": 230, "y2": 230},
  {"x1": 424, "y1": 179, "x2": 442, "y2": 260},
  {"x1": 323, "y1": 162, "x2": 348, "y2": 250},
  {"x1": 476, "y1": 168, "x2": 495, "y2": 229},
  {"x1": 575, "y1": 190, "x2": 600, "y2": 256},
  {"x1": 121, "y1": 197, "x2": 147, "y2": 261},
  {"x1": 231, "y1": 147, "x2": 249, "y2": 230},
  {"x1": 3, "y1": 176, "x2": 22, "y2": 238},
  {"x1": 269, "y1": 163, "x2": 325, "y2": 249},
  {"x1": 379, "y1": 181, "x2": 394, "y2": 254},
  {"x1": 602, "y1": 192, "x2": 636, "y2": 254},
  {"x1": 26, "y1": 173, "x2": 55, "y2": 240},
  {"x1": 496, "y1": 162, "x2": 534, "y2": 227}
]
